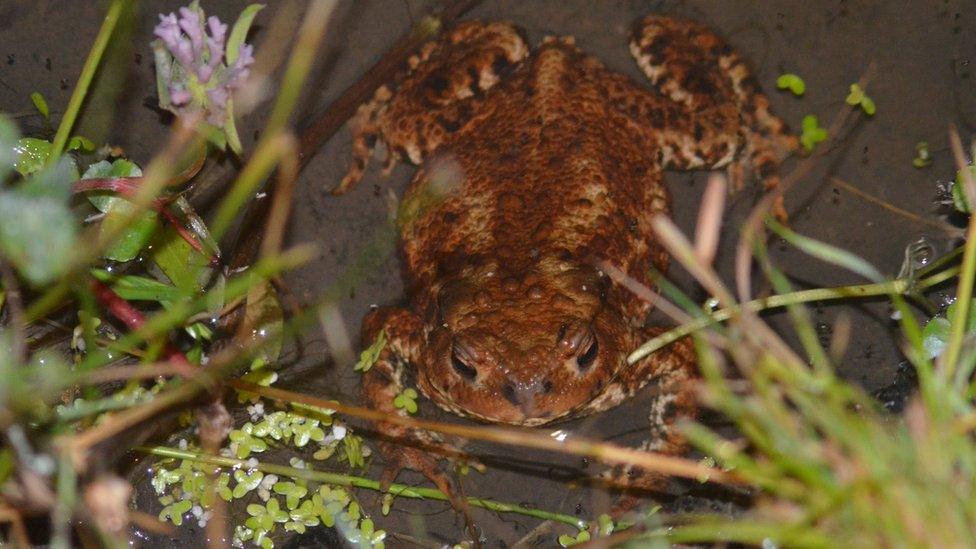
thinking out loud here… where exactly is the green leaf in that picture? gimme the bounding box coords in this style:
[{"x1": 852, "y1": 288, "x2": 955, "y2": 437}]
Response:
[
  {"x1": 597, "y1": 514, "x2": 614, "y2": 536},
  {"x1": 81, "y1": 159, "x2": 157, "y2": 261},
  {"x1": 860, "y1": 96, "x2": 876, "y2": 116},
  {"x1": 0, "y1": 159, "x2": 78, "y2": 285},
  {"x1": 0, "y1": 449, "x2": 14, "y2": 486},
  {"x1": 922, "y1": 317, "x2": 951, "y2": 359},
  {"x1": 952, "y1": 166, "x2": 976, "y2": 213},
  {"x1": 768, "y1": 218, "x2": 884, "y2": 283},
  {"x1": 343, "y1": 434, "x2": 365, "y2": 469},
  {"x1": 13, "y1": 137, "x2": 53, "y2": 176},
  {"x1": 200, "y1": 120, "x2": 229, "y2": 151},
  {"x1": 267, "y1": 498, "x2": 288, "y2": 522},
  {"x1": 90, "y1": 269, "x2": 182, "y2": 302},
  {"x1": 558, "y1": 531, "x2": 591, "y2": 547},
  {"x1": 799, "y1": 114, "x2": 827, "y2": 153},
  {"x1": 354, "y1": 330, "x2": 387, "y2": 372},
  {"x1": 67, "y1": 135, "x2": 95, "y2": 152},
  {"x1": 776, "y1": 73, "x2": 805, "y2": 96},
  {"x1": 224, "y1": 5, "x2": 263, "y2": 155},
  {"x1": 101, "y1": 200, "x2": 160, "y2": 262},
  {"x1": 224, "y1": 98, "x2": 244, "y2": 155},
  {"x1": 19, "y1": 155, "x2": 75, "y2": 199},
  {"x1": 81, "y1": 159, "x2": 142, "y2": 210},
  {"x1": 0, "y1": 116, "x2": 20, "y2": 183},
  {"x1": 149, "y1": 226, "x2": 209, "y2": 295},
  {"x1": 393, "y1": 389, "x2": 418, "y2": 414},
  {"x1": 946, "y1": 299, "x2": 976, "y2": 334},
  {"x1": 227, "y1": 4, "x2": 264, "y2": 64},
  {"x1": 845, "y1": 83, "x2": 875, "y2": 116},
  {"x1": 151, "y1": 42, "x2": 176, "y2": 110},
  {"x1": 913, "y1": 141, "x2": 932, "y2": 169},
  {"x1": 159, "y1": 498, "x2": 192, "y2": 525},
  {"x1": 845, "y1": 83, "x2": 865, "y2": 105},
  {"x1": 30, "y1": 92, "x2": 49, "y2": 119},
  {"x1": 233, "y1": 468, "x2": 265, "y2": 498},
  {"x1": 146, "y1": 198, "x2": 215, "y2": 294},
  {"x1": 920, "y1": 300, "x2": 976, "y2": 360}
]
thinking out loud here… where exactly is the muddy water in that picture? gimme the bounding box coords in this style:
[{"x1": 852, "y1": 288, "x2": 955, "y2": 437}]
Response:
[{"x1": 1, "y1": 0, "x2": 972, "y2": 545}]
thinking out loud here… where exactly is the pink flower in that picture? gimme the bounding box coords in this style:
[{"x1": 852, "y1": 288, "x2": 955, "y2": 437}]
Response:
[{"x1": 153, "y1": 3, "x2": 255, "y2": 126}]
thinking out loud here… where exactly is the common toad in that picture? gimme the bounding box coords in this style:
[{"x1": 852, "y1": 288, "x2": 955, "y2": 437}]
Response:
[{"x1": 337, "y1": 17, "x2": 795, "y2": 497}]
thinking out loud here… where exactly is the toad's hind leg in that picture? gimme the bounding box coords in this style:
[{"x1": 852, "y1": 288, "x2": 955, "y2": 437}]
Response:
[
  {"x1": 334, "y1": 21, "x2": 528, "y2": 194},
  {"x1": 629, "y1": 16, "x2": 797, "y2": 205}
]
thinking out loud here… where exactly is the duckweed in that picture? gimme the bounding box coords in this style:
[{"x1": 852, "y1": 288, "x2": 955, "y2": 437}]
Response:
[{"x1": 776, "y1": 73, "x2": 806, "y2": 96}]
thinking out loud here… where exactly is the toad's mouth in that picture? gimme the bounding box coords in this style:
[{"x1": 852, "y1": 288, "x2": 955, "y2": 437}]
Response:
[{"x1": 437, "y1": 397, "x2": 571, "y2": 427}]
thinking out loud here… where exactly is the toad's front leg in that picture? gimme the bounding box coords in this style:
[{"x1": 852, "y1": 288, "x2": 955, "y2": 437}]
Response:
[
  {"x1": 585, "y1": 329, "x2": 698, "y2": 514},
  {"x1": 360, "y1": 307, "x2": 466, "y2": 501}
]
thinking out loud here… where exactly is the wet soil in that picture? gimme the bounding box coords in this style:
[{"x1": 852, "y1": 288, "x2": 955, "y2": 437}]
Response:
[{"x1": 2, "y1": 0, "x2": 974, "y2": 546}]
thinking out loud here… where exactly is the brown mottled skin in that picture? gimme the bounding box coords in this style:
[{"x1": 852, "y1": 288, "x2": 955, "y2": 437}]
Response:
[{"x1": 336, "y1": 17, "x2": 795, "y2": 495}]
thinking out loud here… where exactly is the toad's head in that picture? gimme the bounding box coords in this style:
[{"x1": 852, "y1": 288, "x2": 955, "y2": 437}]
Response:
[{"x1": 418, "y1": 256, "x2": 636, "y2": 426}]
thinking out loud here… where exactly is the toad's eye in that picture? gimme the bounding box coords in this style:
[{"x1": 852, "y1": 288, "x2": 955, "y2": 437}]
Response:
[
  {"x1": 576, "y1": 338, "x2": 599, "y2": 371},
  {"x1": 451, "y1": 348, "x2": 478, "y2": 381}
]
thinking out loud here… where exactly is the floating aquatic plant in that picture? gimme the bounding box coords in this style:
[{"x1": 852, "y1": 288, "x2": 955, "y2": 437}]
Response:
[
  {"x1": 799, "y1": 114, "x2": 827, "y2": 153},
  {"x1": 776, "y1": 73, "x2": 806, "y2": 96},
  {"x1": 30, "y1": 91, "x2": 50, "y2": 120},
  {"x1": 353, "y1": 329, "x2": 386, "y2": 372},
  {"x1": 845, "y1": 83, "x2": 876, "y2": 116},
  {"x1": 151, "y1": 364, "x2": 376, "y2": 547},
  {"x1": 393, "y1": 388, "x2": 419, "y2": 414},
  {"x1": 913, "y1": 141, "x2": 933, "y2": 168}
]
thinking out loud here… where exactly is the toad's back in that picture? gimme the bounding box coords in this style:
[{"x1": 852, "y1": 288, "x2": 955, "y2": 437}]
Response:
[{"x1": 397, "y1": 39, "x2": 673, "y2": 324}]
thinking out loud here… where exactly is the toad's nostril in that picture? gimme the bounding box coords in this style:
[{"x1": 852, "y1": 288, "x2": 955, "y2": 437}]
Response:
[
  {"x1": 502, "y1": 382, "x2": 520, "y2": 406},
  {"x1": 503, "y1": 379, "x2": 549, "y2": 409}
]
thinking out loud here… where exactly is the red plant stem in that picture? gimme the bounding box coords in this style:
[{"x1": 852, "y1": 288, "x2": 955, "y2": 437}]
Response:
[
  {"x1": 89, "y1": 279, "x2": 196, "y2": 378},
  {"x1": 73, "y1": 177, "x2": 215, "y2": 263},
  {"x1": 155, "y1": 205, "x2": 215, "y2": 264},
  {"x1": 72, "y1": 177, "x2": 146, "y2": 197}
]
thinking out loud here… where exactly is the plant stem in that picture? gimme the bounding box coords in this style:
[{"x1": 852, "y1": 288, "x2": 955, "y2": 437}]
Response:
[
  {"x1": 230, "y1": 379, "x2": 737, "y2": 484},
  {"x1": 89, "y1": 279, "x2": 195, "y2": 377},
  {"x1": 628, "y1": 265, "x2": 960, "y2": 364},
  {"x1": 51, "y1": 452, "x2": 77, "y2": 549},
  {"x1": 138, "y1": 445, "x2": 587, "y2": 530},
  {"x1": 210, "y1": 0, "x2": 336, "y2": 241},
  {"x1": 48, "y1": 0, "x2": 128, "y2": 163},
  {"x1": 263, "y1": 0, "x2": 337, "y2": 138},
  {"x1": 210, "y1": 133, "x2": 295, "y2": 242},
  {"x1": 943, "y1": 128, "x2": 976, "y2": 377},
  {"x1": 76, "y1": 246, "x2": 313, "y2": 374},
  {"x1": 664, "y1": 520, "x2": 833, "y2": 547}
]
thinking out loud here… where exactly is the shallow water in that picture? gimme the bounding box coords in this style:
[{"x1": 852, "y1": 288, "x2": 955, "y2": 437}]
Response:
[{"x1": 1, "y1": 0, "x2": 972, "y2": 545}]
